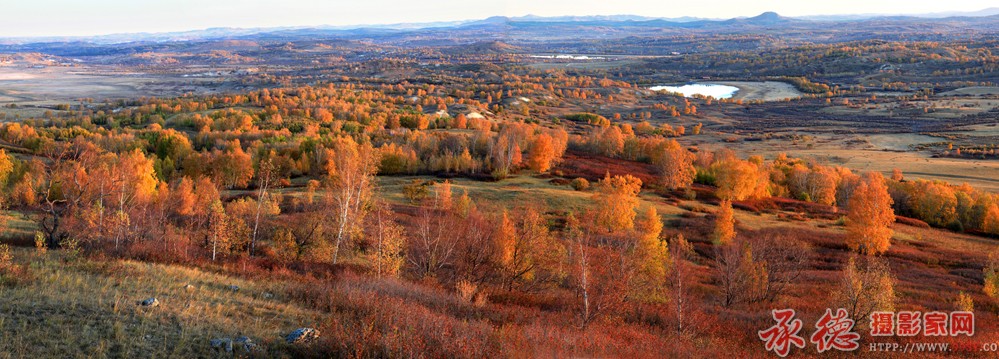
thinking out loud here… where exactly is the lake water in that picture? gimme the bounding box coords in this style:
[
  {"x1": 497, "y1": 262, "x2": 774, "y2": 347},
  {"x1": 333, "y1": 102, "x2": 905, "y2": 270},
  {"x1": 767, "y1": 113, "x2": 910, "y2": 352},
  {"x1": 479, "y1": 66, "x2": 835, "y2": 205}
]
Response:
[{"x1": 649, "y1": 83, "x2": 739, "y2": 99}]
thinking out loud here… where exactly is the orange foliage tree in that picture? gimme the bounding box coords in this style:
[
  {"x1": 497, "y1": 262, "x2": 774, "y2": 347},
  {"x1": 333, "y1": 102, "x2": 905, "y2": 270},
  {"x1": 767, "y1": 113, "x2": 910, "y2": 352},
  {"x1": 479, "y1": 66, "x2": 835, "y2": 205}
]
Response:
[
  {"x1": 493, "y1": 207, "x2": 566, "y2": 290},
  {"x1": 983, "y1": 204, "x2": 999, "y2": 235},
  {"x1": 629, "y1": 206, "x2": 669, "y2": 302},
  {"x1": 713, "y1": 199, "x2": 736, "y2": 245},
  {"x1": 788, "y1": 164, "x2": 838, "y2": 206},
  {"x1": 369, "y1": 202, "x2": 406, "y2": 278},
  {"x1": 208, "y1": 200, "x2": 232, "y2": 261},
  {"x1": 845, "y1": 172, "x2": 895, "y2": 255},
  {"x1": 835, "y1": 256, "x2": 896, "y2": 320},
  {"x1": 326, "y1": 137, "x2": 379, "y2": 264},
  {"x1": 651, "y1": 139, "x2": 694, "y2": 190},
  {"x1": 527, "y1": 133, "x2": 557, "y2": 173},
  {"x1": 592, "y1": 173, "x2": 642, "y2": 233},
  {"x1": 909, "y1": 180, "x2": 958, "y2": 228},
  {"x1": 489, "y1": 131, "x2": 523, "y2": 179},
  {"x1": 588, "y1": 126, "x2": 625, "y2": 157},
  {"x1": 713, "y1": 159, "x2": 769, "y2": 201}
]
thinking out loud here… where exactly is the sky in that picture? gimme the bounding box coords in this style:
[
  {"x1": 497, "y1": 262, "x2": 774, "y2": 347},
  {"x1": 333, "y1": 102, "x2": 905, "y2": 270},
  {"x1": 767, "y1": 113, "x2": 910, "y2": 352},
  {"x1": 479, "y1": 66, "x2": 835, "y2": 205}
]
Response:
[{"x1": 1, "y1": 0, "x2": 997, "y2": 37}]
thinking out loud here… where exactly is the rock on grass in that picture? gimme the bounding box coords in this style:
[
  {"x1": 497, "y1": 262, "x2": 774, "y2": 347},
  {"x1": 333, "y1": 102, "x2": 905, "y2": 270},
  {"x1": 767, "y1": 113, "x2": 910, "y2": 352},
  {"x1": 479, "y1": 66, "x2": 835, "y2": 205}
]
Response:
[{"x1": 285, "y1": 328, "x2": 320, "y2": 344}]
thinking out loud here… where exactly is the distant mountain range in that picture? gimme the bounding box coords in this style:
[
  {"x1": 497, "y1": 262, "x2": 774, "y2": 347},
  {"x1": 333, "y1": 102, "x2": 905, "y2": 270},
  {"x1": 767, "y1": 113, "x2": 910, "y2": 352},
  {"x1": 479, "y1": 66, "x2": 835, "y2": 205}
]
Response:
[
  {"x1": 798, "y1": 7, "x2": 999, "y2": 21},
  {"x1": 1, "y1": 9, "x2": 998, "y2": 46},
  {"x1": 0, "y1": 14, "x2": 713, "y2": 44}
]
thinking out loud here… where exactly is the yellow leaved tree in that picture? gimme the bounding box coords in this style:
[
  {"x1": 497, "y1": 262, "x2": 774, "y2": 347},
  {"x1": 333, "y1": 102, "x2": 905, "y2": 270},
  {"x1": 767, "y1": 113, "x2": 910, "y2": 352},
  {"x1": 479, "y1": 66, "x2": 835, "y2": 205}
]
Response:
[{"x1": 845, "y1": 172, "x2": 895, "y2": 255}]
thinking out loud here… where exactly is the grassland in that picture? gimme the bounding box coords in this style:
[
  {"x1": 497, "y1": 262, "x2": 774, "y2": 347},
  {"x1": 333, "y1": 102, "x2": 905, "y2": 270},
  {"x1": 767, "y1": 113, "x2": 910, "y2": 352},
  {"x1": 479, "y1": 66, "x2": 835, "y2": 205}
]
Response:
[
  {"x1": 0, "y1": 249, "x2": 322, "y2": 358},
  {"x1": 940, "y1": 86, "x2": 999, "y2": 96},
  {"x1": 0, "y1": 65, "x2": 242, "y2": 120},
  {"x1": 0, "y1": 211, "x2": 39, "y2": 245}
]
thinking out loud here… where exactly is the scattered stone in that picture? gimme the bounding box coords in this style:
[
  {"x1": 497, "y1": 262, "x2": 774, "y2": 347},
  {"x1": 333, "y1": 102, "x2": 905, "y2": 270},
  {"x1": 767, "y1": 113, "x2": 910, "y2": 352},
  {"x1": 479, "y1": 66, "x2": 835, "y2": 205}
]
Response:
[
  {"x1": 212, "y1": 336, "x2": 258, "y2": 353},
  {"x1": 139, "y1": 298, "x2": 159, "y2": 307},
  {"x1": 263, "y1": 292, "x2": 274, "y2": 299},
  {"x1": 285, "y1": 328, "x2": 320, "y2": 344},
  {"x1": 210, "y1": 338, "x2": 233, "y2": 353},
  {"x1": 234, "y1": 336, "x2": 257, "y2": 352},
  {"x1": 183, "y1": 284, "x2": 195, "y2": 291},
  {"x1": 228, "y1": 285, "x2": 240, "y2": 292}
]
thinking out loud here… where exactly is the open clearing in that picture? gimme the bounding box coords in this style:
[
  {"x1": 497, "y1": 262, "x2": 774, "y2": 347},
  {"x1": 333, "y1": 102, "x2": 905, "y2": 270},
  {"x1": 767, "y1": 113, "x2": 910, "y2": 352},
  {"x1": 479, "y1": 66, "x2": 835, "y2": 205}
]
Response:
[
  {"x1": 0, "y1": 65, "x2": 246, "y2": 120},
  {"x1": 821, "y1": 98, "x2": 999, "y2": 119},
  {"x1": 945, "y1": 122, "x2": 999, "y2": 136},
  {"x1": 0, "y1": 66, "x2": 234, "y2": 107},
  {"x1": 0, "y1": 67, "x2": 158, "y2": 103},
  {"x1": 690, "y1": 132, "x2": 999, "y2": 193},
  {"x1": 526, "y1": 59, "x2": 642, "y2": 71},
  {"x1": 940, "y1": 86, "x2": 999, "y2": 96},
  {"x1": 863, "y1": 133, "x2": 942, "y2": 151},
  {"x1": 709, "y1": 81, "x2": 803, "y2": 101}
]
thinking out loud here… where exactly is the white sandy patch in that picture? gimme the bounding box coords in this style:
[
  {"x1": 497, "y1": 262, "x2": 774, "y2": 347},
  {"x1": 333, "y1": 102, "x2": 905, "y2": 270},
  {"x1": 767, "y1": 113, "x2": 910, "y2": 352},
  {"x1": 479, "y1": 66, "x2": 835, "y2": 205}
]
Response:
[
  {"x1": 710, "y1": 81, "x2": 803, "y2": 102},
  {"x1": 0, "y1": 72, "x2": 37, "y2": 81}
]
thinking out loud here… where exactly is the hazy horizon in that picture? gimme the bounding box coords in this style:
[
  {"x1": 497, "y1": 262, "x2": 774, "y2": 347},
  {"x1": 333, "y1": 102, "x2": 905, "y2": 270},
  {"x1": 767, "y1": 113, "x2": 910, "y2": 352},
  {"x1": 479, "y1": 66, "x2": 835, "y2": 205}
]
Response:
[{"x1": 0, "y1": 0, "x2": 997, "y2": 38}]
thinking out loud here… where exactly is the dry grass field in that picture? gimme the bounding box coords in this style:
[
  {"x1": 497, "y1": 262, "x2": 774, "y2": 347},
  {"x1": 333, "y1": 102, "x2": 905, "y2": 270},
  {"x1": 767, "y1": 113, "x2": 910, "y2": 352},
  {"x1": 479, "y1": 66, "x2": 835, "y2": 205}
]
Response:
[
  {"x1": 675, "y1": 125, "x2": 999, "y2": 192},
  {"x1": 0, "y1": 250, "x2": 323, "y2": 358},
  {"x1": 0, "y1": 65, "x2": 241, "y2": 120}
]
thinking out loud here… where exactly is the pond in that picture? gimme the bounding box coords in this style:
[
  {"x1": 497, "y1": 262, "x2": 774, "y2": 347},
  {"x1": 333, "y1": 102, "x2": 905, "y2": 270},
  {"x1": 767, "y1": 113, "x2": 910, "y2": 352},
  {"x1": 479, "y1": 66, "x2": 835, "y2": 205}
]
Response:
[{"x1": 649, "y1": 83, "x2": 739, "y2": 99}]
